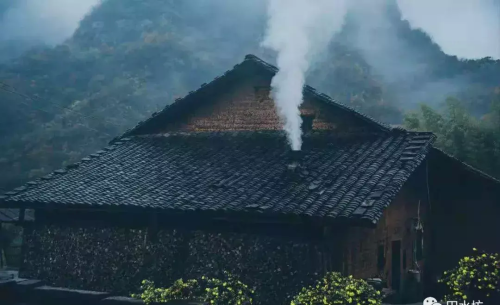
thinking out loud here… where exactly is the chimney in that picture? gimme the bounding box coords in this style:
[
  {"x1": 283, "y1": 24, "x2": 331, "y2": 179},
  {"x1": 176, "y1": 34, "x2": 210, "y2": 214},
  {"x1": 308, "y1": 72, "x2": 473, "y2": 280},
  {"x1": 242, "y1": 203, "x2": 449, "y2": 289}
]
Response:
[
  {"x1": 301, "y1": 113, "x2": 315, "y2": 134},
  {"x1": 285, "y1": 114, "x2": 314, "y2": 172},
  {"x1": 287, "y1": 149, "x2": 302, "y2": 172}
]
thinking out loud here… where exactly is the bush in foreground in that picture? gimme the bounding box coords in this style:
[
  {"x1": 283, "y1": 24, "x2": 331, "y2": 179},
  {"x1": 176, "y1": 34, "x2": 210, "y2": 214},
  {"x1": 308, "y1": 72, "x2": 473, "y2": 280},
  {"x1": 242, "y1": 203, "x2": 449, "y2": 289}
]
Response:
[
  {"x1": 439, "y1": 248, "x2": 500, "y2": 303},
  {"x1": 132, "y1": 271, "x2": 254, "y2": 305},
  {"x1": 290, "y1": 272, "x2": 382, "y2": 305}
]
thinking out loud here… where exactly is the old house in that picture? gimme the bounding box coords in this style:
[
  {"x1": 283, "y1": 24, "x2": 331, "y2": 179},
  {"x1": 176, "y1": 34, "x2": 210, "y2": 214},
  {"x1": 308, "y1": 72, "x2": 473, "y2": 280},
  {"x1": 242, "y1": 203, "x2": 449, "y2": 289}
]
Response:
[{"x1": 0, "y1": 55, "x2": 499, "y2": 304}]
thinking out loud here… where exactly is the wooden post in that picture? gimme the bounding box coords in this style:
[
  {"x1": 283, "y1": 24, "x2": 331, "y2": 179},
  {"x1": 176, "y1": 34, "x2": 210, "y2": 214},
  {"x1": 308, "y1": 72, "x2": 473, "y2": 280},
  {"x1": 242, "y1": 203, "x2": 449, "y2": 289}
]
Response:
[{"x1": 19, "y1": 209, "x2": 25, "y2": 223}]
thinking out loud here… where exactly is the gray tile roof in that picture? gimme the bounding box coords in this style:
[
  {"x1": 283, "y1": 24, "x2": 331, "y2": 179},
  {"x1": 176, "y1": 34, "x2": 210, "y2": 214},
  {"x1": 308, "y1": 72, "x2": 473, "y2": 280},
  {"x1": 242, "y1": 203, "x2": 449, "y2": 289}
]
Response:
[{"x1": 0, "y1": 131, "x2": 434, "y2": 225}]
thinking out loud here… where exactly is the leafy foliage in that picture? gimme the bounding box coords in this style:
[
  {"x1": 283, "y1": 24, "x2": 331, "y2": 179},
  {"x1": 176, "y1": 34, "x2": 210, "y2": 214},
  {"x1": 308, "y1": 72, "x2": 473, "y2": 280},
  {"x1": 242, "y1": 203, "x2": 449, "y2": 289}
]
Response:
[
  {"x1": 438, "y1": 248, "x2": 500, "y2": 302},
  {"x1": 404, "y1": 92, "x2": 500, "y2": 179},
  {"x1": 132, "y1": 271, "x2": 254, "y2": 305},
  {"x1": 290, "y1": 272, "x2": 382, "y2": 305}
]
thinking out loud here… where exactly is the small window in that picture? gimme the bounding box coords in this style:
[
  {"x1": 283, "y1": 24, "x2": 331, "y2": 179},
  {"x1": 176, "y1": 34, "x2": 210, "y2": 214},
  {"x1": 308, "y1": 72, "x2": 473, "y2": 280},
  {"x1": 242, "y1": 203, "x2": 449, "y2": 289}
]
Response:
[
  {"x1": 377, "y1": 244, "x2": 385, "y2": 271},
  {"x1": 300, "y1": 114, "x2": 315, "y2": 133}
]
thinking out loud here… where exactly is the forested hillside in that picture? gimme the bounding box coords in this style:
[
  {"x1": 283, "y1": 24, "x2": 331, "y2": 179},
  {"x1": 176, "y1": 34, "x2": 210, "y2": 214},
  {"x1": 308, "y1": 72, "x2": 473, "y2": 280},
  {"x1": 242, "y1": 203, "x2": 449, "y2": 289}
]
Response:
[
  {"x1": 404, "y1": 92, "x2": 500, "y2": 179},
  {"x1": 0, "y1": 0, "x2": 499, "y2": 191}
]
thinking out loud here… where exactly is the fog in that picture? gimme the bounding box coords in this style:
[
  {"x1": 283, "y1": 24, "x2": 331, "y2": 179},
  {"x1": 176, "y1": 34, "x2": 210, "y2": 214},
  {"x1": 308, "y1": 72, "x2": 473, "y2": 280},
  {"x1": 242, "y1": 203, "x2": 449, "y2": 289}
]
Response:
[
  {"x1": 397, "y1": 0, "x2": 500, "y2": 60},
  {"x1": 333, "y1": 0, "x2": 499, "y2": 109},
  {"x1": 0, "y1": 0, "x2": 498, "y2": 110},
  {"x1": 0, "y1": 0, "x2": 101, "y2": 45},
  {"x1": 1, "y1": 0, "x2": 498, "y2": 59}
]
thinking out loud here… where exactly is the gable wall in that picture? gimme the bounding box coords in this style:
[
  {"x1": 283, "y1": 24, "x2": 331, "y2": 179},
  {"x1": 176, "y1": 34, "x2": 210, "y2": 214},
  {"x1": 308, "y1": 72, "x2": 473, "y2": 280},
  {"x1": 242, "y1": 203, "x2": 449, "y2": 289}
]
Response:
[
  {"x1": 157, "y1": 75, "x2": 374, "y2": 133},
  {"x1": 342, "y1": 182, "x2": 425, "y2": 292}
]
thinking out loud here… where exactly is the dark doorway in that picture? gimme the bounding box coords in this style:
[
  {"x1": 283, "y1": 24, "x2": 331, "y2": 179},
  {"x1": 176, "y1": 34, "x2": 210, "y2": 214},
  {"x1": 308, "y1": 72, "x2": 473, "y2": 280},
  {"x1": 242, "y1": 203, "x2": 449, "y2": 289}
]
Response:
[{"x1": 391, "y1": 240, "x2": 401, "y2": 291}]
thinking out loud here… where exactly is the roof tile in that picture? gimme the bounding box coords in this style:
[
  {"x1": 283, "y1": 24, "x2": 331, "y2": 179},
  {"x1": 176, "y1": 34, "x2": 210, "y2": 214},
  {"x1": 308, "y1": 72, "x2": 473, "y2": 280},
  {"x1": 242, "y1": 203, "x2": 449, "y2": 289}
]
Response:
[{"x1": 1, "y1": 131, "x2": 434, "y2": 224}]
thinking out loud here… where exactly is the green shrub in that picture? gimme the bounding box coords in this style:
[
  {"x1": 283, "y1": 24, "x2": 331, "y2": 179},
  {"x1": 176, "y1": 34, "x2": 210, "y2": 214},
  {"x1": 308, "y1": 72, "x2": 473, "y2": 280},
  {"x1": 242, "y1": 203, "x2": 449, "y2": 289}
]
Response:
[
  {"x1": 132, "y1": 271, "x2": 254, "y2": 304},
  {"x1": 290, "y1": 272, "x2": 382, "y2": 305},
  {"x1": 438, "y1": 248, "x2": 500, "y2": 302}
]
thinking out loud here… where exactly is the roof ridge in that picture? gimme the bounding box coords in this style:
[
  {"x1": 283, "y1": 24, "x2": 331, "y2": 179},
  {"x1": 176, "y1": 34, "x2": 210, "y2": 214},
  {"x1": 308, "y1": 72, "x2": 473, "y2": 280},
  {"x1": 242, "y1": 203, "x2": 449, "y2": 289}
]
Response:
[{"x1": 432, "y1": 147, "x2": 500, "y2": 185}]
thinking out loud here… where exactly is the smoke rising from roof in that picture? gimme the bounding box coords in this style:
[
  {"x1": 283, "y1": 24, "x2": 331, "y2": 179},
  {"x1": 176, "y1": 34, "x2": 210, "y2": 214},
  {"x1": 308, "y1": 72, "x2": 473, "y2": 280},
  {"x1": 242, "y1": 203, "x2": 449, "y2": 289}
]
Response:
[{"x1": 261, "y1": 0, "x2": 350, "y2": 151}]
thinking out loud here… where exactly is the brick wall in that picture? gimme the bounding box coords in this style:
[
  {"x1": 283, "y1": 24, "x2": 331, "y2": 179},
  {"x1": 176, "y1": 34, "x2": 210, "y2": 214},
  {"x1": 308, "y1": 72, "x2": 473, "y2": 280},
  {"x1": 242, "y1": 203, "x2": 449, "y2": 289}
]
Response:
[
  {"x1": 157, "y1": 75, "x2": 373, "y2": 133},
  {"x1": 343, "y1": 185, "x2": 422, "y2": 289}
]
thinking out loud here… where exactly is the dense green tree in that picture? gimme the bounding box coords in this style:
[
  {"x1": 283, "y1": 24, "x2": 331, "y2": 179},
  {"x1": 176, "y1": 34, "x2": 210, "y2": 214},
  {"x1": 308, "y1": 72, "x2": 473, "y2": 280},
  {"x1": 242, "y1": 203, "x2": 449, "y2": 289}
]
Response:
[{"x1": 404, "y1": 92, "x2": 500, "y2": 179}]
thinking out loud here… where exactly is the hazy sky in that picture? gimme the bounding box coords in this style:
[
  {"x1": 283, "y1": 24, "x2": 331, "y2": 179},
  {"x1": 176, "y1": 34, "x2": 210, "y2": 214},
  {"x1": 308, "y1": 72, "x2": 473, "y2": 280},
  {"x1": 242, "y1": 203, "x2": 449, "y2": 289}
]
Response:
[
  {"x1": 0, "y1": 0, "x2": 498, "y2": 59},
  {"x1": 397, "y1": 0, "x2": 500, "y2": 59},
  {"x1": 0, "y1": 0, "x2": 100, "y2": 44}
]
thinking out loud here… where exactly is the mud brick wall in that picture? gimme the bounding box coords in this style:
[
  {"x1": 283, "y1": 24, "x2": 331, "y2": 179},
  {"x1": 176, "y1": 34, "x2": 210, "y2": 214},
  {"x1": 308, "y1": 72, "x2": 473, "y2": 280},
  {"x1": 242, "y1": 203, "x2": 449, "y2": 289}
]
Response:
[
  {"x1": 159, "y1": 76, "x2": 374, "y2": 133},
  {"x1": 20, "y1": 225, "x2": 325, "y2": 305},
  {"x1": 344, "y1": 187, "x2": 421, "y2": 288}
]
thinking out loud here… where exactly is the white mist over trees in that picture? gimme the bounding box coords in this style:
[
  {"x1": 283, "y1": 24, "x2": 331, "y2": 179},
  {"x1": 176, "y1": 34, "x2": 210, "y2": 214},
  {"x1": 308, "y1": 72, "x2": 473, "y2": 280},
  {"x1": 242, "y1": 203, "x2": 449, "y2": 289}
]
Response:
[
  {"x1": 0, "y1": 0, "x2": 498, "y2": 60},
  {"x1": 261, "y1": 0, "x2": 349, "y2": 151},
  {"x1": 397, "y1": 0, "x2": 500, "y2": 60},
  {"x1": 0, "y1": 0, "x2": 101, "y2": 45}
]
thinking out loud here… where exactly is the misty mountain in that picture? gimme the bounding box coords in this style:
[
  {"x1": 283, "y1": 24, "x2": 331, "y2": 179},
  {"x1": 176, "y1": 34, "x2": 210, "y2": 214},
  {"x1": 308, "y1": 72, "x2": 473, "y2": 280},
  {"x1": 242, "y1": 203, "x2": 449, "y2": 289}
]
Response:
[
  {"x1": 341, "y1": 0, "x2": 500, "y2": 114},
  {"x1": 0, "y1": 0, "x2": 499, "y2": 191}
]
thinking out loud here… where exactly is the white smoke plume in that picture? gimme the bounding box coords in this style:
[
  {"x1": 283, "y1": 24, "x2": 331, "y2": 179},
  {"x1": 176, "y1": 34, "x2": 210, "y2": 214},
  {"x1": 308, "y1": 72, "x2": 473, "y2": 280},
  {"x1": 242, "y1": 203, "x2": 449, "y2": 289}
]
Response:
[{"x1": 261, "y1": 0, "x2": 350, "y2": 151}]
